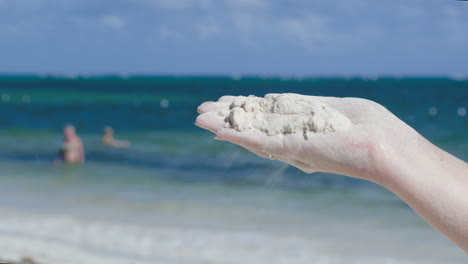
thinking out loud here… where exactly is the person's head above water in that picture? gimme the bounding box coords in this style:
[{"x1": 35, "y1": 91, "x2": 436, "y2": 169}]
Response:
[
  {"x1": 104, "y1": 126, "x2": 114, "y2": 136},
  {"x1": 64, "y1": 125, "x2": 76, "y2": 139}
]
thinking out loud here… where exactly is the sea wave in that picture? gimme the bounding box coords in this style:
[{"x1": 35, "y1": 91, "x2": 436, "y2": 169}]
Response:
[{"x1": 1, "y1": 207, "x2": 458, "y2": 264}]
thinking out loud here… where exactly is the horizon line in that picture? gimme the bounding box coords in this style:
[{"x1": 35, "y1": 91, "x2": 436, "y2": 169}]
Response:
[{"x1": 0, "y1": 73, "x2": 467, "y2": 80}]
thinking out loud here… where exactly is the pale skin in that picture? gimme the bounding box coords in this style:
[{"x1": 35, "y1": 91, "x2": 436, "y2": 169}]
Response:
[
  {"x1": 58, "y1": 125, "x2": 85, "y2": 164},
  {"x1": 102, "y1": 126, "x2": 131, "y2": 148},
  {"x1": 195, "y1": 93, "x2": 468, "y2": 253}
]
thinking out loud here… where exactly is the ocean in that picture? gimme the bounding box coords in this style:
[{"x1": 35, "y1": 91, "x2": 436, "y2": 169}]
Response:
[{"x1": 0, "y1": 76, "x2": 466, "y2": 263}]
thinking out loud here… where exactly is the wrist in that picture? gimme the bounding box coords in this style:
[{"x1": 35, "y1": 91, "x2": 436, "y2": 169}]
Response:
[
  {"x1": 374, "y1": 131, "x2": 468, "y2": 252},
  {"x1": 368, "y1": 126, "x2": 427, "y2": 189}
]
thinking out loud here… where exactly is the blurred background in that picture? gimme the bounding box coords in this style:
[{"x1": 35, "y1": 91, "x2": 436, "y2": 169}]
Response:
[{"x1": 0, "y1": 1, "x2": 467, "y2": 263}]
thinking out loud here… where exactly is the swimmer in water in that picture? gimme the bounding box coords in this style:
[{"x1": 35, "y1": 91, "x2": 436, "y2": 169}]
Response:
[
  {"x1": 196, "y1": 94, "x2": 468, "y2": 253},
  {"x1": 102, "y1": 126, "x2": 130, "y2": 148},
  {"x1": 58, "y1": 125, "x2": 85, "y2": 164}
]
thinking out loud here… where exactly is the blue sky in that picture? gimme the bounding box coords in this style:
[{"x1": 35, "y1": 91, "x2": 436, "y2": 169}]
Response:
[{"x1": 0, "y1": 0, "x2": 467, "y2": 76}]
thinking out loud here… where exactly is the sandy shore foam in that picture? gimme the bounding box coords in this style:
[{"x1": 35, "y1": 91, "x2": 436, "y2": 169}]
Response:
[
  {"x1": 0, "y1": 206, "x2": 463, "y2": 264},
  {"x1": 0, "y1": 211, "x2": 327, "y2": 264}
]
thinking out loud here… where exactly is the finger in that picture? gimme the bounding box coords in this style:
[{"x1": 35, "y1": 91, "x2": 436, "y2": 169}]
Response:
[
  {"x1": 218, "y1": 95, "x2": 237, "y2": 103},
  {"x1": 216, "y1": 130, "x2": 285, "y2": 155},
  {"x1": 245, "y1": 146, "x2": 317, "y2": 174},
  {"x1": 197, "y1": 101, "x2": 230, "y2": 114},
  {"x1": 244, "y1": 145, "x2": 289, "y2": 166},
  {"x1": 287, "y1": 159, "x2": 317, "y2": 174},
  {"x1": 240, "y1": 140, "x2": 290, "y2": 161},
  {"x1": 244, "y1": 145, "x2": 317, "y2": 173},
  {"x1": 243, "y1": 146, "x2": 274, "y2": 159},
  {"x1": 195, "y1": 112, "x2": 226, "y2": 133},
  {"x1": 241, "y1": 138, "x2": 319, "y2": 174}
]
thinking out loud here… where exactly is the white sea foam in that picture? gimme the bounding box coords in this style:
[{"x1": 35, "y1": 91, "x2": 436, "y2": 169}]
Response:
[
  {"x1": 0, "y1": 208, "x2": 327, "y2": 264},
  {"x1": 0, "y1": 207, "x2": 464, "y2": 264}
]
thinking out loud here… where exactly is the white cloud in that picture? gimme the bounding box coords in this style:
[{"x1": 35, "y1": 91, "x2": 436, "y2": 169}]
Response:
[
  {"x1": 230, "y1": 12, "x2": 263, "y2": 47},
  {"x1": 1, "y1": 0, "x2": 467, "y2": 74},
  {"x1": 439, "y1": 7, "x2": 468, "y2": 44},
  {"x1": 280, "y1": 13, "x2": 328, "y2": 48}
]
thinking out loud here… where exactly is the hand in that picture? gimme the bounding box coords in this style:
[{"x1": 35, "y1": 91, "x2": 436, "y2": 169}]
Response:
[
  {"x1": 197, "y1": 93, "x2": 468, "y2": 252},
  {"x1": 196, "y1": 93, "x2": 418, "y2": 184}
]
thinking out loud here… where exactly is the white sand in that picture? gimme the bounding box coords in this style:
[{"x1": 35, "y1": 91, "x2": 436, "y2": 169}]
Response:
[{"x1": 221, "y1": 94, "x2": 352, "y2": 139}]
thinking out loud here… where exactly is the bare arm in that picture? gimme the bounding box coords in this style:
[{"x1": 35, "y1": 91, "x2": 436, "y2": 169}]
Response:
[
  {"x1": 379, "y1": 134, "x2": 468, "y2": 252},
  {"x1": 110, "y1": 139, "x2": 131, "y2": 148},
  {"x1": 195, "y1": 94, "x2": 468, "y2": 252},
  {"x1": 103, "y1": 136, "x2": 130, "y2": 148}
]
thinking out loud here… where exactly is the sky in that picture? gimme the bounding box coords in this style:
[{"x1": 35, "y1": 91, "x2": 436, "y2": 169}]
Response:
[{"x1": 0, "y1": 0, "x2": 467, "y2": 76}]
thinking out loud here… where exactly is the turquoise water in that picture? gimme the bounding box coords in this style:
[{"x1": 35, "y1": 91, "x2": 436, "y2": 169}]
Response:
[{"x1": 0, "y1": 76, "x2": 466, "y2": 263}]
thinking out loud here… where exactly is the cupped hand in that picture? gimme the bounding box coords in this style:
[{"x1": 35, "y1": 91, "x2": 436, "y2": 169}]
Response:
[{"x1": 195, "y1": 93, "x2": 417, "y2": 183}]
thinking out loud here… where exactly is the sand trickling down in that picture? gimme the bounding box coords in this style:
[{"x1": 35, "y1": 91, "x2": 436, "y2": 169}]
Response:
[{"x1": 221, "y1": 94, "x2": 352, "y2": 139}]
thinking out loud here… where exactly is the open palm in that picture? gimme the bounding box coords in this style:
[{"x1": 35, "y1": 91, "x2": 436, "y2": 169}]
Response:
[{"x1": 196, "y1": 93, "x2": 416, "y2": 183}]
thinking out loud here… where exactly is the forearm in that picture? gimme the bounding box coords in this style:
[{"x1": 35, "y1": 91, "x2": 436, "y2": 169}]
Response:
[{"x1": 379, "y1": 134, "x2": 468, "y2": 252}]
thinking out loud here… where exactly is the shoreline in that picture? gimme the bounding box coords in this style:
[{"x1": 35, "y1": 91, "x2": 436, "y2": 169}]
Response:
[
  {"x1": 0, "y1": 257, "x2": 40, "y2": 264},
  {"x1": 0, "y1": 205, "x2": 465, "y2": 264}
]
